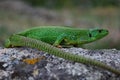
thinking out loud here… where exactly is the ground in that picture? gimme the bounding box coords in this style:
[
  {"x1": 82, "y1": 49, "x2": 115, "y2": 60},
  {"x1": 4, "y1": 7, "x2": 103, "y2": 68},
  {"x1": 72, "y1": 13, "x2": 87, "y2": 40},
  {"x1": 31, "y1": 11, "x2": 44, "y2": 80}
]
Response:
[{"x1": 0, "y1": 47, "x2": 120, "y2": 80}]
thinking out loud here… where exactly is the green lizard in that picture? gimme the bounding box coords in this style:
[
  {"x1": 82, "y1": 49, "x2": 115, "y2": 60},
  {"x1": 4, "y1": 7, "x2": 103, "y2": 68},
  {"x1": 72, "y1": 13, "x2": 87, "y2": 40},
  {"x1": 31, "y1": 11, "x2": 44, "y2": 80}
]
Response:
[
  {"x1": 4, "y1": 26, "x2": 120, "y2": 75},
  {"x1": 6, "y1": 26, "x2": 109, "y2": 47}
]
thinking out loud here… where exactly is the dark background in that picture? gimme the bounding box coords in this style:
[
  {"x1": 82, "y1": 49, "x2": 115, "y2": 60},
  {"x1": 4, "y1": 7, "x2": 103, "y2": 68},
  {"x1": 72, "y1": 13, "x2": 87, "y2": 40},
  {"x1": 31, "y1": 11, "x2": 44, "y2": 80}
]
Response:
[{"x1": 0, "y1": 0, "x2": 120, "y2": 49}]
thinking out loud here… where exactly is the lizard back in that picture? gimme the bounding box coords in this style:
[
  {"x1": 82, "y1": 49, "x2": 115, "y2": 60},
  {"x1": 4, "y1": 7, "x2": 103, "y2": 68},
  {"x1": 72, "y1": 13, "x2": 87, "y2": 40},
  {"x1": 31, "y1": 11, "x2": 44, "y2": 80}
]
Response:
[{"x1": 17, "y1": 26, "x2": 88, "y2": 44}]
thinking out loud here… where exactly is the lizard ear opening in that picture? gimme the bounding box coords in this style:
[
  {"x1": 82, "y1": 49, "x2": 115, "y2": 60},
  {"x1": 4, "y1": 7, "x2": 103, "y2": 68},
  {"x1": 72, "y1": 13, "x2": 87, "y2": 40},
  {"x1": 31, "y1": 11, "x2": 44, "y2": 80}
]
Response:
[{"x1": 88, "y1": 33, "x2": 92, "y2": 37}]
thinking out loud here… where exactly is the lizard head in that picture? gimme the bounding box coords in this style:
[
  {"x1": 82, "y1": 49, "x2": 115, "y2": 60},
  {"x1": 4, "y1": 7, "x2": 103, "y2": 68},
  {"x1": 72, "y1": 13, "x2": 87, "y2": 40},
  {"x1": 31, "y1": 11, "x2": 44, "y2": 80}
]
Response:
[{"x1": 88, "y1": 29, "x2": 109, "y2": 41}]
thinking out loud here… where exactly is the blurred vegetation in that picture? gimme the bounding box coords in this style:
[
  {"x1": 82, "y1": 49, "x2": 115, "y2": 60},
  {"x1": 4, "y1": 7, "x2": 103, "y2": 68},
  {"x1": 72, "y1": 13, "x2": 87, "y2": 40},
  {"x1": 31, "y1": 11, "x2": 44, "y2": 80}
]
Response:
[
  {"x1": 0, "y1": 0, "x2": 120, "y2": 49},
  {"x1": 23, "y1": 0, "x2": 120, "y2": 9}
]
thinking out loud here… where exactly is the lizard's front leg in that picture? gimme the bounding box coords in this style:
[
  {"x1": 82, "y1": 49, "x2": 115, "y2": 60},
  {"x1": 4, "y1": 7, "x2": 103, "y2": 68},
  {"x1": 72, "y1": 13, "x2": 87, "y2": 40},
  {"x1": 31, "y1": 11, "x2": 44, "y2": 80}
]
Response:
[{"x1": 53, "y1": 33, "x2": 67, "y2": 48}]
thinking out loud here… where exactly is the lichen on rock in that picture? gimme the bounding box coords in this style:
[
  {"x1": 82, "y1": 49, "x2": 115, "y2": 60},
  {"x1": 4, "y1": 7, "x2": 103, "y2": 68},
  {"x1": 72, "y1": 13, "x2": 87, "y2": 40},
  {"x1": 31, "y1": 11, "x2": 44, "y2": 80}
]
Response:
[{"x1": 0, "y1": 47, "x2": 120, "y2": 80}]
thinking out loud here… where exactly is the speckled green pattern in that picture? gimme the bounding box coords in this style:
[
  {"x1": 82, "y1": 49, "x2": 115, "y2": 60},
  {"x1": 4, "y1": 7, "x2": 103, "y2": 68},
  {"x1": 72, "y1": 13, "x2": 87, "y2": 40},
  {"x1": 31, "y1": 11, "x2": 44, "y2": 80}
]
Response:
[
  {"x1": 17, "y1": 26, "x2": 108, "y2": 46},
  {"x1": 6, "y1": 34, "x2": 120, "y2": 75}
]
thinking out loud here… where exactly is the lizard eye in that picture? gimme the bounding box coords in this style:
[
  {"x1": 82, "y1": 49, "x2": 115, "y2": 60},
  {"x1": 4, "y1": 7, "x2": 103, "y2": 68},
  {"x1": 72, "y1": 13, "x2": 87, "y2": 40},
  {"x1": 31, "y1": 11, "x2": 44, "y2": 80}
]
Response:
[{"x1": 98, "y1": 29, "x2": 102, "y2": 33}]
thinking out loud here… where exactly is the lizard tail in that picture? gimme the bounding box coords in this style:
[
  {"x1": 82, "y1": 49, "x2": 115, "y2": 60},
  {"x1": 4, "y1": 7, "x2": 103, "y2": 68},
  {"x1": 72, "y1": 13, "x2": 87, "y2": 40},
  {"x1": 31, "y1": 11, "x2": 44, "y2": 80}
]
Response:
[{"x1": 7, "y1": 34, "x2": 120, "y2": 75}]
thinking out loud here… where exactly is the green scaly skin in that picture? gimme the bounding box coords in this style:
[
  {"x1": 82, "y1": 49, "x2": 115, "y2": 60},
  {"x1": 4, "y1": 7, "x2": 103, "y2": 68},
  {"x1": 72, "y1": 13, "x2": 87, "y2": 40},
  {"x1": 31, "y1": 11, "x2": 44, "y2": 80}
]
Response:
[
  {"x1": 4, "y1": 26, "x2": 120, "y2": 75},
  {"x1": 16, "y1": 26, "x2": 109, "y2": 47}
]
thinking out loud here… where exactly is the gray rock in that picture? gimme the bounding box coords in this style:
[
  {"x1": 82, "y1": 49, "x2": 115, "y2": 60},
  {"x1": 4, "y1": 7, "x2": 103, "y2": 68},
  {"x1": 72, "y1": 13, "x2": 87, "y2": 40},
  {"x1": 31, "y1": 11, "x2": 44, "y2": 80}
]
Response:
[{"x1": 0, "y1": 47, "x2": 120, "y2": 80}]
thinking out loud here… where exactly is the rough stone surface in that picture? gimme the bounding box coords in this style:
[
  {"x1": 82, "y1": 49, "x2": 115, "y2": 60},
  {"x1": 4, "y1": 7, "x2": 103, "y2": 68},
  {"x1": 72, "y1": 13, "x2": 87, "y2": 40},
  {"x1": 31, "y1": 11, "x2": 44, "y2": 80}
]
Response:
[{"x1": 0, "y1": 47, "x2": 120, "y2": 80}]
